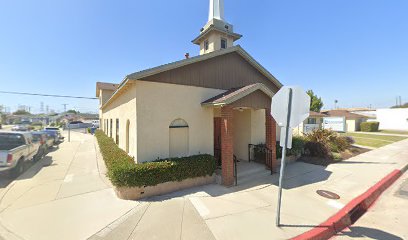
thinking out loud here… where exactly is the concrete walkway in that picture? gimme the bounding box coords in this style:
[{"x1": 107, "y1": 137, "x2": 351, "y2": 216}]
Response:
[
  {"x1": 90, "y1": 138, "x2": 408, "y2": 240},
  {"x1": 0, "y1": 131, "x2": 138, "y2": 240}
]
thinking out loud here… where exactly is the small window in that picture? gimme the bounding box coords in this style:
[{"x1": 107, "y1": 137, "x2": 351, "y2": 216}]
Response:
[
  {"x1": 307, "y1": 118, "x2": 317, "y2": 124},
  {"x1": 116, "y1": 119, "x2": 119, "y2": 145},
  {"x1": 221, "y1": 38, "x2": 227, "y2": 49},
  {"x1": 110, "y1": 119, "x2": 113, "y2": 138},
  {"x1": 204, "y1": 40, "x2": 209, "y2": 51}
]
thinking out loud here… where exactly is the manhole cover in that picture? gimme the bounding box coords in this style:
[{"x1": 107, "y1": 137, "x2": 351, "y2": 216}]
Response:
[{"x1": 316, "y1": 190, "x2": 340, "y2": 199}]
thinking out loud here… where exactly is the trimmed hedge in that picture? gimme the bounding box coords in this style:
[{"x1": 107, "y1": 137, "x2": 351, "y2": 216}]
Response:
[
  {"x1": 95, "y1": 130, "x2": 216, "y2": 187},
  {"x1": 360, "y1": 121, "x2": 379, "y2": 132}
]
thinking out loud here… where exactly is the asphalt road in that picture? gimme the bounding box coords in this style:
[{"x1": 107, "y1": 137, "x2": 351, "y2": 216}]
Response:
[{"x1": 336, "y1": 172, "x2": 408, "y2": 239}]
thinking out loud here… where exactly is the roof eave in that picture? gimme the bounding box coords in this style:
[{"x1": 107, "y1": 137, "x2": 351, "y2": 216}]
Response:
[{"x1": 192, "y1": 26, "x2": 243, "y2": 45}]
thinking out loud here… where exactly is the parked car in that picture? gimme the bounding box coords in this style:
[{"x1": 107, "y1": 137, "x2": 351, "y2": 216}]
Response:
[
  {"x1": 11, "y1": 125, "x2": 28, "y2": 131},
  {"x1": 37, "y1": 131, "x2": 55, "y2": 148},
  {"x1": 31, "y1": 132, "x2": 48, "y2": 160},
  {"x1": 0, "y1": 132, "x2": 39, "y2": 177},
  {"x1": 44, "y1": 127, "x2": 63, "y2": 140},
  {"x1": 42, "y1": 130, "x2": 60, "y2": 144}
]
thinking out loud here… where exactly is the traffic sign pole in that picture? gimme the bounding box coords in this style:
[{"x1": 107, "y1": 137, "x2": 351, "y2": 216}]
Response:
[{"x1": 276, "y1": 88, "x2": 293, "y2": 227}]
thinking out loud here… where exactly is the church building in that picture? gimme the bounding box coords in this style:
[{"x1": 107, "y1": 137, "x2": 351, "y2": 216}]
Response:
[{"x1": 96, "y1": 0, "x2": 282, "y2": 186}]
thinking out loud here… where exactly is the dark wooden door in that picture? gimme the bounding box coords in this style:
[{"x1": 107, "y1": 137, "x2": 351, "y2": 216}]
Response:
[{"x1": 214, "y1": 117, "x2": 221, "y2": 166}]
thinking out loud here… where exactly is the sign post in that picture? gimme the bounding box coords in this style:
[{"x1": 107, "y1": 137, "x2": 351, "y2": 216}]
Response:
[{"x1": 271, "y1": 86, "x2": 310, "y2": 226}]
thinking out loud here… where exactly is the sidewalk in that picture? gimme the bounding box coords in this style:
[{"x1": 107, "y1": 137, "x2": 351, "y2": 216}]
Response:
[
  {"x1": 0, "y1": 131, "x2": 138, "y2": 240},
  {"x1": 90, "y1": 139, "x2": 408, "y2": 240}
]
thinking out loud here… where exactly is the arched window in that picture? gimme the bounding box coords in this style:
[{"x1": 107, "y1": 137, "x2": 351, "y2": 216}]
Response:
[{"x1": 169, "y1": 118, "x2": 189, "y2": 158}]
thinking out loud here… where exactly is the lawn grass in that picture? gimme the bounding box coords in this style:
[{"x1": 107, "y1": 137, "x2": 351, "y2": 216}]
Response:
[{"x1": 342, "y1": 132, "x2": 407, "y2": 148}]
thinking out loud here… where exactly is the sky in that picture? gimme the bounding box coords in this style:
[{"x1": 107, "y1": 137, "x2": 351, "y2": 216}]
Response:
[{"x1": 0, "y1": 0, "x2": 407, "y2": 113}]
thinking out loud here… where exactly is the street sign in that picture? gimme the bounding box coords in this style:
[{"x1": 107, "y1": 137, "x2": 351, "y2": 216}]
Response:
[
  {"x1": 270, "y1": 86, "x2": 310, "y2": 226},
  {"x1": 272, "y1": 86, "x2": 311, "y2": 149}
]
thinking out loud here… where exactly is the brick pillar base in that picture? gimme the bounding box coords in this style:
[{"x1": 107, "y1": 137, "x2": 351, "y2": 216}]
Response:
[
  {"x1": 221, "y1": 106, "x2": 234, "y2": 186},
  {"x1": 265, "y1": 109, "x2": 277, "y2": 172}
]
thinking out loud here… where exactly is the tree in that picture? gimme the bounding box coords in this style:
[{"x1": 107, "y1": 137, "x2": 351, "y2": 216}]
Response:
[
  {"x1": 306, "y1": 90, "x2": 324, "y2": 112},
  {"x1": 13, "y1": 109, "x2": 31, "y2": 115},
  {"x1": 66, "y1": 109, "x2": 79, "y2": 114}
]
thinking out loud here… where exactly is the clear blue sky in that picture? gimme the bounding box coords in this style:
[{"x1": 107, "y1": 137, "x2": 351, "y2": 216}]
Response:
[{"x1": 0, "y1": 0, "x2": 407, "y2": 113}]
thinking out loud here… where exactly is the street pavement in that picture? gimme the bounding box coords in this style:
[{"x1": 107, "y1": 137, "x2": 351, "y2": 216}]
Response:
[
  {"x1": 335, "y1": 171, "x2": 408, "y2": 240},
  {"x1": 0, "y1": 131, "x2": 138, "y2": 240},
  {"x1": 90, "y1": 138, "x2": 408, "y2": 240},
  {"x1": 0, "y1": 131, "x2": 407, "y2": 240}
]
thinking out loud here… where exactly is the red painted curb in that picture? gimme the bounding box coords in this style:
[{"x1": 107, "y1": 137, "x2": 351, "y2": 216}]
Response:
[{"x1": 291, "y1": 169, "x2": 403, "y2": 240}]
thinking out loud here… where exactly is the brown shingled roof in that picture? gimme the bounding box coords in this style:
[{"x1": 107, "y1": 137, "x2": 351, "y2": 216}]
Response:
[
  {"x1": 96, "y1": 82, "x2": 118, "y2": 97},
  {"x1": 309, "y1": 111, "x2": 327, "y2": 117},
  {"x1": 202, "y1": 83, "x2": 273, "y2": 106},
  {"x1": 324, "y1": 110, "x2": 368, "y2": 119}
]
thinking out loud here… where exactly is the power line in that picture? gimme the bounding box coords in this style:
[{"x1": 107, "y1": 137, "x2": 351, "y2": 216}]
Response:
[{"x1": 0, "y1": 90, "x2": 97, "y2": 100}]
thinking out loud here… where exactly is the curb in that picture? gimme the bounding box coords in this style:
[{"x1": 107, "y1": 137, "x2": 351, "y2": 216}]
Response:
[{"x1": 291, "y1": 164, "x2": 408, "y2": 240}]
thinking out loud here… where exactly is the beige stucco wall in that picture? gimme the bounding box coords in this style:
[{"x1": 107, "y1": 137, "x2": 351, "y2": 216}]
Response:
[
  {"x1": 232, "y1": 108, "x2": 266, "y2": 161},
  {"x1": 135, "y1": 80, "x2": 225, "y2": 163},
  {"x1": 346, "y1": 119, "x2": 356, "y2": 132},
  {"x1": 200, "y1": 32, "x2": 234, "y2": 55},
  {"x1": 251, "y1": 109, "x2": 266, "y2": 145},
  {"x1": 100, "y1": 83, "x2": 137, "y2": 158}
]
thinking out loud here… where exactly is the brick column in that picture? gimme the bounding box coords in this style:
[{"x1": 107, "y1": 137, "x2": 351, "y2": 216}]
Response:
[
  {"x1": 265, "y1": 108, "x2": 277, "y2": 172},
  {"x1": 221, "y1": 106, "x2": 234, "y2": 186}
]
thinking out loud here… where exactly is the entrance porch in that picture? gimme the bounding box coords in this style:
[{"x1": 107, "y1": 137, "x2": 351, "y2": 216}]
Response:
[{"x1": 202, "y1": 83, "x2": 278, "y2": 186}]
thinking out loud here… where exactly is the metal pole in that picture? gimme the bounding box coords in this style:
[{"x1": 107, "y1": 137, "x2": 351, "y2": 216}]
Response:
[
  {"x1": 276, "y1": 88, "x2": 293, "y2": 227},
  {"x1": 68, "y1": 123, "x2": 71, "y2": 142}
]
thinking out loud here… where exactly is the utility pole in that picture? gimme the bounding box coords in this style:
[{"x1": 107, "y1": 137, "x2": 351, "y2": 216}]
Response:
[{"x1": 62, "y1": 104, "x2": 68, "y2": 113}]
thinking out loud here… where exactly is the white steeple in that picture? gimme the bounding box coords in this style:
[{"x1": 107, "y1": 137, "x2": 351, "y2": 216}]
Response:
[
  {"x1": 192, "y1": 0, "x2": 242, "y2": 55},
  {"x1": 209, "y1": 0, "x2": 225, "y2": 22}
]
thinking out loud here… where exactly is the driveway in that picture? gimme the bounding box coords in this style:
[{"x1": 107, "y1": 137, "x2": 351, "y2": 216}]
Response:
[{"x1": 0, "y1": 131, "x2": 138, "y2": 240}]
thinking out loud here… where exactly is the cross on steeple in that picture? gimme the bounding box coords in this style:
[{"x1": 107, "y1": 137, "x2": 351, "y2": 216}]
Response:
[{"x1": 192, "y1": 0, "x2": 242, "y2": 55}]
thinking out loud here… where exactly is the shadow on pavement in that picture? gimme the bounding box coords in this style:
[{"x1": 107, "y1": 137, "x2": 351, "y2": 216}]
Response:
[
  {"x1": 146, "y1": 161, "x2": 333, "y2": 201},
  {"x1": 338, "y1": 226, "x2": 403, "y2": 240}
]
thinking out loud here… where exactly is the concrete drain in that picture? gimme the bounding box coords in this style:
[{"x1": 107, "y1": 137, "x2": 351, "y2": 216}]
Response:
[{"x1": 316, "y1": 190, "x2": 340, "y2": 200}]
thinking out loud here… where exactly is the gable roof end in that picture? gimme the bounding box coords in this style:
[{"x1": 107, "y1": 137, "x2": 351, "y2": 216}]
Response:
[
  {"x1": 125, "y1": 45, "x2": 283, "y2": 89},
  {"x1": 96, "y1": 82, "x2": 118, "y2": 97}
]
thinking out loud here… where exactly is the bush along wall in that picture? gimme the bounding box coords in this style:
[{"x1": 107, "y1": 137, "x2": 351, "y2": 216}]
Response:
[
  {"x1": 360, "y1": 121, "x2": 379, "y2": 132},
  {"x1": 95, "y1": 130, "x2": 216, "y2": 188}
]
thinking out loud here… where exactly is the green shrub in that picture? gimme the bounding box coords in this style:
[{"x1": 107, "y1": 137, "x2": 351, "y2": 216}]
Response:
[
  {"x1": 31, "y1": 122, "x2": 43, "y2": 126},
  {"x1": 360, "y1": 122, "x2": 379, "y2": 132},
  {"x1": 329, "y1": 136, "x2": 351, "y2": 153},
  {"x1": 276, "y1": 136, "x2": 306, "y2": 158},
  {"x1": 304, "y1": 129, "x2": 351, "y2": 157},
  {"x1": 304, "y1": 141, "x2": 330, "y2": 158},
  {"x1": 95, "y1": 130, "x2": 216, "y2": 187}
]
